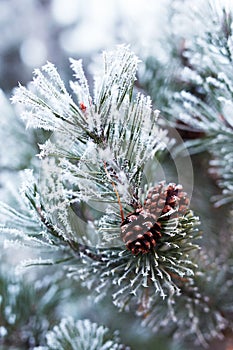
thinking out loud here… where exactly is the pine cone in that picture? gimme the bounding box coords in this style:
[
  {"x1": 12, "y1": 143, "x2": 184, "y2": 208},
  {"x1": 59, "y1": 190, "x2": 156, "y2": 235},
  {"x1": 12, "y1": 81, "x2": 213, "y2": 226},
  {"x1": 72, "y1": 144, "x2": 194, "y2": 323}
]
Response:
[{"x1": 121, "y1": 182, "x2": 190, "y2": 255}]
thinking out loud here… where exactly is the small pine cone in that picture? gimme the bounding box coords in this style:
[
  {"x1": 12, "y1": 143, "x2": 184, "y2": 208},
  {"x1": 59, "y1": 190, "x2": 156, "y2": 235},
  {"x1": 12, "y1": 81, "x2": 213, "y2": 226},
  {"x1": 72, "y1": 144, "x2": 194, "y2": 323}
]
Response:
[
  {"x1": 144, "y1": 182, "x2": 188, "y2": 219},
  {"x1": 121, "y1": 182, "x2": 189, "y2": 255},
  {"x1": 159, "y1": 183, "x2": 190, "y2": 219},
  {"x1": 121, "y1": 211, "x2": 162, "y2": 255},
  {"x1": 144, "y1": 182, "x2": 167, "y2": 217}
]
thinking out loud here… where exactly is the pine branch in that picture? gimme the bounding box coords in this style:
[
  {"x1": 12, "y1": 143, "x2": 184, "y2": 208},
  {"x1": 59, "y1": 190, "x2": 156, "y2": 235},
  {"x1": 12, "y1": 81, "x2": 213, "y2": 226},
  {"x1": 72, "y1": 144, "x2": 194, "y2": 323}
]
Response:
[
  {"x1": 141, "y1": 248, "x2": 233, "y2": 347},
  {"x1": 2, "y1": 45, "x2": 207, "y2": 346},
  {"x1": 140, "y1": 1, "x2": 233, "y2": 208},
  {"x1": 34, "y1": 318, "x2": 130, "y2": 350},
  {"x1": 0, "y1": 264, "x2": 67, "y2": 349},
  {"x1": 0, "y1": 89, "x2": 40, "y2": 173},
  {"x1": 66, "y1": 209, "x2": 201, "y2": 318}
]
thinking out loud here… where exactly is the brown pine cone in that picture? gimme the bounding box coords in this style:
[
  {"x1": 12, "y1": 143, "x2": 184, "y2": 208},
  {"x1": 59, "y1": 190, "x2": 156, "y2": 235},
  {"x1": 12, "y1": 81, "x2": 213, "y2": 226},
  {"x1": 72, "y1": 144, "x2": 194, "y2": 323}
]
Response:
[{"x1": 120, "y1": 182, "x2": 190, "y2": 255}]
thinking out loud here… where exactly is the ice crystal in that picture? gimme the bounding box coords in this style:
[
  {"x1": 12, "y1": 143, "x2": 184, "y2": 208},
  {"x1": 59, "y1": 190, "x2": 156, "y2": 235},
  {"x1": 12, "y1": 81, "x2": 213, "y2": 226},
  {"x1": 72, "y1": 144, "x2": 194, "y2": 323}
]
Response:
[
  {"x1": 10, "y1": 45, "x2": 170, "y2": 249},
  {"x1": 152, "y1": 1, "x2": 233, "y2": 207},
  {"x1": 141, "y1": 251, "x2": 232, "y2": 347},
  {"x1": 12, "y1": 46, "x2": 168, "y2": 207},
  {"x1": 2, "y1": 45, "x2": 204, "y2": 345}
]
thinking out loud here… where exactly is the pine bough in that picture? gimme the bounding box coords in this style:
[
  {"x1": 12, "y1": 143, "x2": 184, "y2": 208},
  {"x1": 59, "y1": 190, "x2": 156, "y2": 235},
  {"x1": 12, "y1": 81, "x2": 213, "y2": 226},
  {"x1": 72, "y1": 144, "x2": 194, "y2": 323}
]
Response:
[{"x1": 0, "y1": 45, "x2": 230, "y2": 347}]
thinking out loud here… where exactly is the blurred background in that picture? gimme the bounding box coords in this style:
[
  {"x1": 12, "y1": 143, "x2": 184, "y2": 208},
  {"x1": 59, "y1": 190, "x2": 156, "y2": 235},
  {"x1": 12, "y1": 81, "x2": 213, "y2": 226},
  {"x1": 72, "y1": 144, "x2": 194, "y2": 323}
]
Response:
[{"x1": 0, "y1": 0, "x2": 169, "y2": 93}]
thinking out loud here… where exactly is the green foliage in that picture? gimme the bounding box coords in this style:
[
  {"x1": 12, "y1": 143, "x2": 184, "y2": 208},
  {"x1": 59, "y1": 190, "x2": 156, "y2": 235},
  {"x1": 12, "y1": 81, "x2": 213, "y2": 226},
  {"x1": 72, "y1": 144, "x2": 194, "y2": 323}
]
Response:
[
  {"x1": 0, "y1": 265, "x2": 66, "y2": 349},
  {"x1": 141, "y1": 249, "x2": 233, "y2": 347}
]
